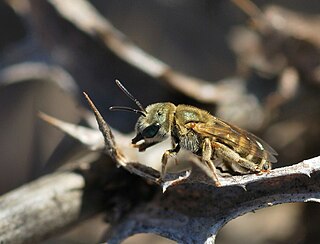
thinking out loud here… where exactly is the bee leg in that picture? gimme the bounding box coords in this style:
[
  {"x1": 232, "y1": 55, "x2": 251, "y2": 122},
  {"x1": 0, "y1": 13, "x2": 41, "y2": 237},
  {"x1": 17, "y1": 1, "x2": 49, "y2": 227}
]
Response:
[
  {"x1": 213, "y1": 142, "x2": 260, "y2": 173},
  {"x1": 171, "y1": 139, "x2": 179, "y2": 165},
  {"x1": 202, "y1": 138, "x2": 221, "y2": 187},
  {"x1": 234, "y1": 157, "x2": 260, "y2": 173},
  {"x1": 158, "y1": 146, "x2": 180, "y2": 183}
]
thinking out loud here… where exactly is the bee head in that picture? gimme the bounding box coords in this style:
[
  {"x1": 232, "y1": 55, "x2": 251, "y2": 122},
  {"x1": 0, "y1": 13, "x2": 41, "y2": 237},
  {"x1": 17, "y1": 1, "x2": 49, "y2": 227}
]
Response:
[
  {"x1": 132, "y1": 103, "x2": 176, "y2": 147},
  {"x1": 109, "y1": 80, "x2": 176, "y2": 151}
]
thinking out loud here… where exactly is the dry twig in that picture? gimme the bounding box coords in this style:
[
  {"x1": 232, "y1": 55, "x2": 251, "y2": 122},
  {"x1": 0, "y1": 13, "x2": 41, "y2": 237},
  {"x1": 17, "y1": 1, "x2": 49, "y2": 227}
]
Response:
[
  {"x1": 45, "y1": 0, "x2": 249, "y2": 105},
  {"x1": 36, "y1": 94, "x2": 320, "y2": 243},
  {"x1": 0, "y1": 172, "x2": 101, "y2": 243}
]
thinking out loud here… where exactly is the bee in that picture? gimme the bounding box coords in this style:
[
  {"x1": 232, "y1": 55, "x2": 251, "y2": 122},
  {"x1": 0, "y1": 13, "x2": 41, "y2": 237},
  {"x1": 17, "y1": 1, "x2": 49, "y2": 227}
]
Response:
[{"x1": 110, "y1": 80, "x2": 277, "y2": 186}]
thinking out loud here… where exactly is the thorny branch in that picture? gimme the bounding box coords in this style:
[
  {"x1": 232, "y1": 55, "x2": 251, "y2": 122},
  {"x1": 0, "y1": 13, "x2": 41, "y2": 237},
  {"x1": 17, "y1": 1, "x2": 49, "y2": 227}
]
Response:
[
  {"x1": 0, "y1": 172, "x2": 98, "y2": 244},
  {"x1": 39, "y1": 93, "x2": 320, "y2": 243}
]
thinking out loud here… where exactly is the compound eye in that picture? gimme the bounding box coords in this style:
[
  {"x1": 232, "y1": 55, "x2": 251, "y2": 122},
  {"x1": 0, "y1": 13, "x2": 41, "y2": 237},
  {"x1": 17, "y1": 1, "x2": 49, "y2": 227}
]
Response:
[{"x1": 142, "y1": 123, "x2": 160, "y2": 138}]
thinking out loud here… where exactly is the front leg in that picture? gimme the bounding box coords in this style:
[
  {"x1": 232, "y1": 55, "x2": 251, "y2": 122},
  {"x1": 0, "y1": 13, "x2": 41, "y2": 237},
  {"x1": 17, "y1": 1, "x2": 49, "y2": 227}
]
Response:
[{"x1": 159, "y1": 145, "x2": 180, "y2": 182}]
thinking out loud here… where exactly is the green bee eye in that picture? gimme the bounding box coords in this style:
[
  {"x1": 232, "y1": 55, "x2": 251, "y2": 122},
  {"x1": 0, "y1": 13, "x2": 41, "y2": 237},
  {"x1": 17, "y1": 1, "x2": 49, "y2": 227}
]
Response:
[{"x1": 142, "y1": 123, "x2": 160, "y2": 138}]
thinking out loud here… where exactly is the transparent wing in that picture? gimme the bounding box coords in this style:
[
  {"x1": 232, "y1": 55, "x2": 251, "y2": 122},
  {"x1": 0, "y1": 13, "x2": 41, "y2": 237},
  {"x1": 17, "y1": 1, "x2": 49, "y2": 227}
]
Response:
[{"x1": 192, "y1": 118, "x2": 277, "y2": 163}]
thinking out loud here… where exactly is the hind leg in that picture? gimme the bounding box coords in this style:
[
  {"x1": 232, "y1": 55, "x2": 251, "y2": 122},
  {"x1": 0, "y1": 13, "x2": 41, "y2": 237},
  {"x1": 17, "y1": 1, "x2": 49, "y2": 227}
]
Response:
[{"x1": 212, "y1": 142, "x2": 261, "y2": 174}]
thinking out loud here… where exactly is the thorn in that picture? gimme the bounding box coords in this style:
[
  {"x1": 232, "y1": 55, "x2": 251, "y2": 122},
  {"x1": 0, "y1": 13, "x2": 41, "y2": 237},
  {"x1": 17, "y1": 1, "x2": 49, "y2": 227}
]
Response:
[
  {"x1": 239, "y1": 184, "x2": 247, "y2": 191},
  {"x1": 38, "y1": 111, "x2": 54, "y2": 123},
  {"x1": 304, "y1": 172, "x2": 311, "y2": 178},
  {"x1": 37, "y1": 111, "x2": 64, "y2": 128},
  {"x1": 162, "y1": 182, "x2": 169, "y2": 193}
]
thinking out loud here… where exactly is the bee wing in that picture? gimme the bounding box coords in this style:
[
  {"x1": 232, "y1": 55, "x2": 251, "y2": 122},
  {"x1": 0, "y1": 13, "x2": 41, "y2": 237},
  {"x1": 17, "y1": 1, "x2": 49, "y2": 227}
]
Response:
[{"x1": 193, "y1": 118, "x2": 278, "y2": 163}]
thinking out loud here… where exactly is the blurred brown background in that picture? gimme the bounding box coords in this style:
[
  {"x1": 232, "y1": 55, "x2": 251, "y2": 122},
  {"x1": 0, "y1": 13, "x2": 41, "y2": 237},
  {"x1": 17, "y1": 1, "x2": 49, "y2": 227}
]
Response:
[{"x1": 0, "y1": 0, "x2": 319, "y2": 243}]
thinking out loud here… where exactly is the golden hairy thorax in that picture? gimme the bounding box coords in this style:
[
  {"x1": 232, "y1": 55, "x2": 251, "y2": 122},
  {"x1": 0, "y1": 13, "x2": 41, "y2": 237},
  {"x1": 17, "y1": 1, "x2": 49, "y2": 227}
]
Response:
[{"x1": 173, "y1": 105, "x2": 211, "y2": 153}]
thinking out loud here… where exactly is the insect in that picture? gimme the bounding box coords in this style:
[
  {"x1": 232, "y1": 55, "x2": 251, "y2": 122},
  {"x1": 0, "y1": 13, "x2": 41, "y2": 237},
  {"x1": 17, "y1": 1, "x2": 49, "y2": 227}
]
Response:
[{"x1": 110, "y1": 80, "x2": 277, "y2": 186}]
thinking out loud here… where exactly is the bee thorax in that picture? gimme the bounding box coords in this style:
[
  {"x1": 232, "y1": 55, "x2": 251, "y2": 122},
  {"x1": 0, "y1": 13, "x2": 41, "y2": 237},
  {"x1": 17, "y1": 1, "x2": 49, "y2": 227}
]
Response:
[{"x1": 179, "y1": 132, "x2": 201, "y2": 153}]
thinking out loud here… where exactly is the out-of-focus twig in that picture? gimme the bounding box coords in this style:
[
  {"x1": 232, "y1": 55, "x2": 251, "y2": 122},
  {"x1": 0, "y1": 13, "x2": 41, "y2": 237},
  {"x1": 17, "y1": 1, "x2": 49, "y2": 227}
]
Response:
[
  {"x1": 231, "y1": 0, "x2": 320, "y2": 85},
  {"x1": 265, "y1": 5, "x2": 320, "y2": 48},
  {"x1": 38, "y1": 111, "x2": 104, "y2": 150},
  {"x1": 0, "y1": 172, "x2": 101, "y2": 243},
  {"x1": 0, "y1": 62, "x2": 78, "y2": 95},
  {"x1": 231, "y1": 0, "x2": 272, "y2": 33},
  {"x1": 45, "y1": 0, "x2": 242, "y2": 105},
  {"x1": 232, "y1": 0, "x2": 320, "y2": 47}
]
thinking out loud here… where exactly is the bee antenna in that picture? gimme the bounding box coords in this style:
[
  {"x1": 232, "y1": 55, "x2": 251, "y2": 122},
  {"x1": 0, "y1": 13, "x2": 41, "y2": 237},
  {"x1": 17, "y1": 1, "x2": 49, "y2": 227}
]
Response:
[
  {"x1": 115, "y1": 79, "x2": 147, "y2": 114},
  {"x1": 109, "y1": 106, "x2": 146, "y2": 117}
]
